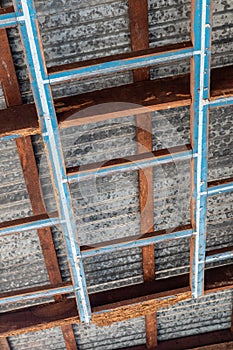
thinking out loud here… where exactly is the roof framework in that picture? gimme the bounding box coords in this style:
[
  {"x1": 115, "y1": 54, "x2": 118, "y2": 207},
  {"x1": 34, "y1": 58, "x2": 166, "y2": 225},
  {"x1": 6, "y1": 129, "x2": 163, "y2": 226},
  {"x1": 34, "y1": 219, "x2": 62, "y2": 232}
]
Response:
[{"x1": 0, "y1": 0, "x2": 233, "y2": 349}]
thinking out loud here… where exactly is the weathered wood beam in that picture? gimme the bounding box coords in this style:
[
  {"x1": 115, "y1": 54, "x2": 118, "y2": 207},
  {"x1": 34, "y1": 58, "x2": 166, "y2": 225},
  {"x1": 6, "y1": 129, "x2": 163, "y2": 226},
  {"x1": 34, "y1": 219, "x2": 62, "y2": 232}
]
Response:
[
  {"x1": 0, "y1": 65, "x2": 233, "y2": 138},
  {"x1": 55, "y1": 73, "x2": 191, "y2": 127},
  {"x1": 0, "y1": 288, "x2": 191, "y2": 337},
  {"x1": 0, "y1": 338, "x2": 11, "y2": 350},
  {"x1": 128, "y1": 0, "x2": 157, "y2": 348},
  {"x1": 0, "y1": 6, "x2": 14, "y2": 16},
  {"x1": 0, "y1": 103, "x2": 39, "y2": 138},
  {"x1": 67, "y1": 144, "x2": 192, "y2": 180},
  {"x1": 1, "y1": 264, "x2": 232, "y2": 337},
  {"x1": 129, "y1": 0, "x2": 150, "y2": 81},
  {"x1": 0, "y1": 27, "x2": 77, "y2": 350},
  {"x1": 48, "y1": 42, "x2": 192, "y2": 77},
  {"x1": 119, "y1": 329, "x2": 233, "y2": 350}
]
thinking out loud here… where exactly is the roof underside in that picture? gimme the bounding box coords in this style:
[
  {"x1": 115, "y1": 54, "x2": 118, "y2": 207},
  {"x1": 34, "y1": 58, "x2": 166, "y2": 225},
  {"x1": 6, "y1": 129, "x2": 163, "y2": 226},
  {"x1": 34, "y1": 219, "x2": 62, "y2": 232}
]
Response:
[{"x1": 0, "y1": 0, "x2": 233, "y2": 349}]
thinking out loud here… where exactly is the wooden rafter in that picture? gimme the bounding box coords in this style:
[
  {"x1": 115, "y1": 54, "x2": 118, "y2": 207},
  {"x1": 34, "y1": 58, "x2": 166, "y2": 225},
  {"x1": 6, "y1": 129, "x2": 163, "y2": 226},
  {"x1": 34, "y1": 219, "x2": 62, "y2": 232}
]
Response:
[
  {"x1": 119, "y1": 329, "x2": 233, "y2": 350},
  {"x1": 129, "y1": 0, "x2": 157, "y2": 348},
  {"x1": 0, "y1": 263, "x2": 232, "y2": 337},
  {"x1": 0, "y1": 26, "x2": 77, "y2": 350},
  {"x1": 0, "y1": 65, "x2": 232, "y2": 139}
]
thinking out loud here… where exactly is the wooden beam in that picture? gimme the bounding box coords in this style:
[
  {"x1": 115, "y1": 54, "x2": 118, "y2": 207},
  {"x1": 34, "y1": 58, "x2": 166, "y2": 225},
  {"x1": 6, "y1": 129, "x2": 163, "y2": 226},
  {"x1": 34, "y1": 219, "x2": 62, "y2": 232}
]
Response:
[
  {"x1": 129, "y1": 0, "x2": 150, "y2": 81},
  {"x1": 118, "y1": 329, "x2": 233, "y2": 350},
  {"x1": 0, "y1": 288, "x2": 191, "y2": 337},
  {"x1": 55, "y1": 73, "x2": 191, "y2": 127},
  {"x1": 208, "y1": 177, "x2": 233, "y2": 189},
  {"x1": 210, "y1": 66, "x2": 233, "y2": 100},
  {"x1": 67, "y1": 144, "x2": 192, "y2": 179},
  {"x1": 0, "y1": 65, "x2": 233, "y2": 137},
  {"x1": 128, "y1": 0, "x2": 157, "y2": 348},
  {"x1": 80, "y1": 224, "x2": 192, "y2": 255},
  {"x1": 0, "y1": 103, "x2": 39, "y2": 138},
  {"x1": 48, "y1": 42, "x2": 192, "y2": 76},
  {"x1": 0, "y1": 264, "x2": 232, "y2": 336},
  {"x1": 0, "y1": 282, "x2": 72, "y2": 303},
  {"x1": 0, "y1": 27, "x2": 77, "y2": 350},
  {"x1": 0, "y1": 338, "x2": 11, "y2": 350},
  {"x1": 0, "y1": 212, "x2": 58, "y2": 235},
  {"x1": 0, "y1": 6, "x2": 14, "y2": 16}
]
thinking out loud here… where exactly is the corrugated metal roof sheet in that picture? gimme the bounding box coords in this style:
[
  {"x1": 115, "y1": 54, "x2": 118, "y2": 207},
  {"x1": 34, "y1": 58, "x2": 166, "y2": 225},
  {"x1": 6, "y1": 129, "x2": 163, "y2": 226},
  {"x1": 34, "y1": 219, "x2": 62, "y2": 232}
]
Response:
[
  {"x1": 74, "y1": 317, "x2": 146, "y2": 350},
  {"x1": 8, "y1": 327, "x2": 66, "y2": 350},
  {"x1": 209, "y1": 105, "x2": 233, "y2": 182},
  {"x1": 157, "y1": 289, "x2": 233, "y2": 341}
]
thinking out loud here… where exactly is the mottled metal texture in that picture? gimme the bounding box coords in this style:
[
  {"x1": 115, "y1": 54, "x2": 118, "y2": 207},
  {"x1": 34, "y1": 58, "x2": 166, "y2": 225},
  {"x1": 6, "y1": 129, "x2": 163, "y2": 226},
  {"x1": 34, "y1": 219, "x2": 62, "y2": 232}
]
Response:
[
  {"x1": 207, "y1": 191, "x2": 233, "y2": 267},
  {"x1": 0, "y1": 139, "x2": 32, "y2": 223},
  {"x1": 0, "y1": 231, "x2": 52, "y2": 314},
  {"x1": 8, "y1": 327, "x2": 67, "y2": 350},
  {"x1": 73, "y1": 317, "x2": 146, "y2": 350},
  {"x1": 2, "y1": 0, "x2": 232, "y2": 102},
  {"x1": 212, "y1": 0, "x2": 233, "y2": 68},
  {"x1": 0, "y1": 83, "x2": 6, "y2": 109},
  {"x1": 208, "y1": 105, "x2": 233, "y2": 181},
  {"x1": 157, "y1": 289, "x2": 233, "y2": 341}
]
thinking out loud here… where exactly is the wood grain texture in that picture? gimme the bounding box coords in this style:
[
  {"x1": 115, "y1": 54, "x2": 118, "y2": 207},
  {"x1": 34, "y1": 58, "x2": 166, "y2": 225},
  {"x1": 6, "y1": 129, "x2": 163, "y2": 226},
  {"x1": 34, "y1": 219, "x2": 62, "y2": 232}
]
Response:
[
  {"x1": 0, "y1": 264, "x2": 232, "y2": 336},
  {"x1": 128, "y1": 0, "x2": 150, "y2": 81},
  {"x1": 0, "y1": 338, "x2": 11, "y2": 350},
  {"x1": 0, "y1": 65, "x2": 232, "y2": 137}
]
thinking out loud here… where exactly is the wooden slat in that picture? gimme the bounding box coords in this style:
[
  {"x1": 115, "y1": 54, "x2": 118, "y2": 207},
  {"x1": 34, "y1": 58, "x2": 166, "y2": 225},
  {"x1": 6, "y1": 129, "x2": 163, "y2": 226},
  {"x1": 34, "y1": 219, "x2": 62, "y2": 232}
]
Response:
[
  {"x1": 55, "y1": 74, "x2": 191, "y2": 127},
  {"x1": 129, "y1": 0, "x2": 150, "y2": 81},
  {"x1": 0, "y1": 264, "x2": 232, "y2": 336},
  {"x1": 0, "y1": 6, "x2": 14, "y2": 15},
  {"x1": 67, "y1": 144, "x2": 192, "y2": 177},
  {"x1": 0, "y1": 212, "x2": 57, "y2": 231},
  {"x1": 0, "y1": 103, "x2": 39, "y2": 138},
  {"x1": 208, "y1": 177, "x2": 233, "y2": 189},
  {"x1": 119, "y1": 330, "x2": 233, "y2": 350},
  {"x1": 0, "y1": 27, "x2": 77, "y2": 350},
  {"x1": 0, "y1": 65, "x2": 233, "y2": 137},
  {"x1": 80, "y1": 224, "x2": 192, "y2": 254},
  {"x1": 0, "y1": 282, "x2": 72, "y2": 301},
  {"x1": 48, "y1": 42, "x2": 192, "y2": 75},
  {"x1": 128, "y1": 0, "x2": 157, "y2": 347}
]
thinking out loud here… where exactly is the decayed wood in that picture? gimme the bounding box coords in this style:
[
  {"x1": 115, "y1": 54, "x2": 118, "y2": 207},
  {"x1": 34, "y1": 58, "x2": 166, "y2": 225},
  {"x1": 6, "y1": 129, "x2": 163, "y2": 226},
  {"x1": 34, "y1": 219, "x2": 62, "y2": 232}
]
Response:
[
  {"x1": 0, "y1": 289, "x2": 191, "y2": 337},
  {"x1": 0, "y1": 27, "x2": 77, "y2": 350},
  {"x1": 119, "y1": 330, "x2": 233, "y2": 349},
  {"x1": 0, "y1": 264, "x2": 232, "y2": 336}
]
